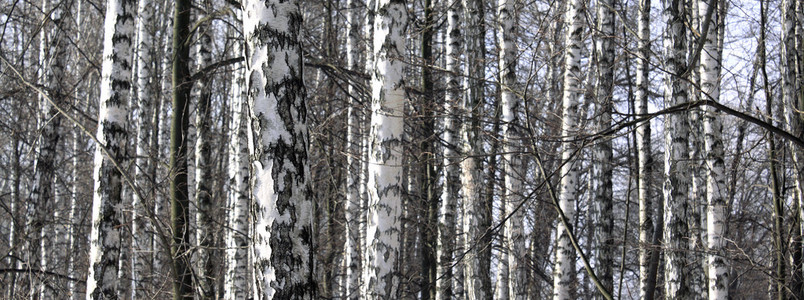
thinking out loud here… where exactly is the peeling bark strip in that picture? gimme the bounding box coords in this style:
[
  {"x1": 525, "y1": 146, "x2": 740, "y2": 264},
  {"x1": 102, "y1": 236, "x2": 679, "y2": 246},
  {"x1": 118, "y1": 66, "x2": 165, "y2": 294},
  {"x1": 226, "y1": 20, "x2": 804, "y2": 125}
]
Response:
[
  {"x1": 86, "y1": 0, "x2": 134, "y2": 297},
  {"x1": 662, "y1": 0, "x2": 692, "y2": 297},
  {"x1": 242, "y1": 0, "x2": 315, "y2": 298},
  {"x1": 362, "y1": 0, "x2": 407, "y2": 299},
  {"x1": 554, "y1": 0, "x2": 584, "y2": 298}
]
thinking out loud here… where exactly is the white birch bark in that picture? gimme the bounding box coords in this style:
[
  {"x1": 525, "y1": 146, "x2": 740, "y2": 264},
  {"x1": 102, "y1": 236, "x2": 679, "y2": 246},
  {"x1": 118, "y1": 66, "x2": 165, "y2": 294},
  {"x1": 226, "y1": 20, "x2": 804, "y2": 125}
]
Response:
[
  {"x1": 498, "y1": 0, "x2": 526, "y2": 297},
  {"x1": 343, "y1": 0, "x2": 364, "y2": 297},
  {"x1": 132, "y1": 0, "x2": 155, "y2": 295},
  {"x1": 86, "y1": 0, "x2": 134, "y2": 296},
  {"x1": 362, "y1": 0, "x2": 406, "y2": 298},
  {"x1": 662, "y1": 0, "x2": 692, "y2": 297},
  {"x1": 636, "y1": 0, "x2": 656, "y2": 298},
  {"x1": 193, "y1": 9, "x2": 215, "y2": 297},
  {"x1": 554, "y1": 0, "x2": 584, "y2": 298},
  {"x1": 437, "y1": 0, "x2": 462, "y2": 298},
  {"x1": 243, "y1": 0, "x2": 314, "y2": 297},
  {"x1": 461, "y1": 0, "x2": 489, "y2": 297},
  {"x1": 698, "y1": 1, "x2": 728, "y2": 298},
  {"x1": 592, "y1": 0, "x2": 615, "y2": 297},
  {"x1": 224, "y1": 16, "x2": 250, "y2": 300}
]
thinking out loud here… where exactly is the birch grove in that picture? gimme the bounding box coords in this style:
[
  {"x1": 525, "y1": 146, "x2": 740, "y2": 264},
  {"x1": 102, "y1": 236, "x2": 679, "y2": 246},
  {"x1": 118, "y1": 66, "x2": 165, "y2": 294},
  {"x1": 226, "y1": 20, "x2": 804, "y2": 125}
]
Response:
[{"x1": 3, "y1": 0, "x2": 804, "y2": 298}]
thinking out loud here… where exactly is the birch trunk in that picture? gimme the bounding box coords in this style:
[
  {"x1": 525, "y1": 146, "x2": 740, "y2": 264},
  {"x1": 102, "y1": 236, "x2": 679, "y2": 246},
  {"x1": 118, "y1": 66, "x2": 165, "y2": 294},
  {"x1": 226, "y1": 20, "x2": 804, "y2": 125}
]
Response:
[
  {"x1": 498, "y1": 0, "x2": 525, "y2": 297},
  {"x1": 554, "y1": 0, "x2": 584, "y2": 298},
  {"x1": 461, "y1": 0, "x2": 490, "y2": 297},
  {"x1": 362, "y1": 0, "x2": 407, "y2": 298},
  {"x1": 697, "y1": 1, "x2": 728, "y2": 298},
  {"x1": 592, "y1": 0, "x2": 615, "y2": 296},
  {"x1": 86, "y1": 0, "x2": 134, "y2": 296},
  {"x1": 636, "y1": 0, "x2": 659, "y2": 298},
  {"x1": 662, "y1": 0, "x2": 692, "y2": 297},
  {"x1": 170, "y1": 0, "x2": 194, "y2": 295},
  {"x1": 224, "y1": 16, "x2": 250, "y2": 300},
  {"x1": 242, "y1": 0, "x2": 315, "y2": 297},
  {"x1": 437, "y1": 0, "x2": 462, "y2": 297},
  {"x1": 193, "y1": 8, "x2": 215, "y2": 297},
  {"x1": 782, "y1": 0, "x2": 799, "y2": 298},
  {"x1": 30, "y1": 0, "x2": 65, "y2": 295},
  {"x1": 132, "y1": 0, "x2": 155, "y2": 295},
  {"x1": 343, "y1": 0, "x2": 363, "y2": 297}
]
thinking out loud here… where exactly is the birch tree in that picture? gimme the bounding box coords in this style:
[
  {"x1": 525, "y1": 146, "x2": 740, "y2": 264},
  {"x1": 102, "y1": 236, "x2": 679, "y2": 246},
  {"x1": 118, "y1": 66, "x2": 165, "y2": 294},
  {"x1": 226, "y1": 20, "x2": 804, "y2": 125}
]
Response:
[
  {"x1": 592, "y1": 0, "x2": 615, "y2": 296},
  {"x1": 30, "y1": 0, "x2": 70, "y2": 295},
  {"x1": 498, "y1": 0, "x2": 526, "y2": 297},
  {"x1": 193, "y1": 4, "x2": 216, "y2": 296},
  {"x1": 132, "y1": 0, "x2": 155, "y2": 295},
  {"x1": 85, "y1": 0, "x2": 134, "y2": 297},
  {"x1": 343, "y1": 0, "x2": 363, "y2": 297},
  {"x1": 554, "y1": 0, "x2": 584, "y2": 298},
  {"x1": 362, "y1": 0, "x2": 407, "y2": 298},
  {"x1": 169, "y1": 0, "x2": 194, "y2": 295},
  {"x1": 224, "y1": 13, "x2": 250, "y2": 299},
  {"x1": 662, "y1": 0, "x2": 692, "y2": 297},
  {"x1": 437, "y1": 0, "x2": 462, "y2": 298},
  {"x1": 698, "y1": 0, "x2": 728, "y2": 298},
  {"x1": 461, "y1": 0, "x2": 490, "y2": 297},
  {"x1": 242, "y1": 0, "x2": 315, "y2": 297},
  {"x1": 636, "y1": 0, "x2": 660, "y2": 298}
]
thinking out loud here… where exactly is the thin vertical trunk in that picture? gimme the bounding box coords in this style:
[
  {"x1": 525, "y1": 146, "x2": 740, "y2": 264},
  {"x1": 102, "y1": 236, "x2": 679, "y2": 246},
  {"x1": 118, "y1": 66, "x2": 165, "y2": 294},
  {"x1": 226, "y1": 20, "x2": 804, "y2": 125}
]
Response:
[
  {"x1": 132, "y1": 0, "x2": 155, "y2": 295},
  {"x1": 461, "y1": 0, "x2": 490, "y2": 297},
  {"x1": 193, "y1": 5, "x2": 215, "y2": 297},
  {"x1": 86, "y1": 0, "x2": 134, "y2": 297},
  {"x1": 242, "y1": 0, "x2": 315, "y2": 297},
  {"x1": 592, "y1": 0, "x2": 615, "y2": 297},
  {"x1": 437, "y1": 0, "x2": 462, "y2": 297},
  {"x1": 697, "y1": 0, "x2": 728, "y2": 298},
  {"x1": 419, "y1": 0, "x2": 438, "y2": 297},
  {"x1": 662, "y1": 0, "x2": 692, "y2": 297},
  {"x1": 343, "y1": 0, "x2": 364, "y2": 297},
  {"x1": 362, "y1": 0, "x2": 407, "y2": 298},
  {"x1": 170, "y1": 0, "x2": 194, "y2": 296},
  {"x1": 224, "y1": 14, "x2": 250, "y2": 300},
  {"x1": 554, "y1": 0, "x2": 584, "y2": 298},
  {"x1": 776, "y1": 1, "x2": 794, "y2": 298},
  {"x1": 635, "y1": 0, "x2": 660, "y2": 299},
  {"x1": 498, "y1": 0, "x2": 525, "y2": 297}
]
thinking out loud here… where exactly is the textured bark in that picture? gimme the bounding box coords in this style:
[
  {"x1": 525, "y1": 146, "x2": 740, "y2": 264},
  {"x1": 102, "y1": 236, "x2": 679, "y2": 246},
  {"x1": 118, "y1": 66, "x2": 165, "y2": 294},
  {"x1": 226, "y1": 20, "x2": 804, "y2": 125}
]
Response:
[
  {"x1": 419, "y1": 0, "x2": 438, "y2": 297},
  {"x1": 635, "y1": 0, "x2": 658, "y2": 299},
  {"x1": 242, "y1": 0, "x2": 314, "y2": 297},
  {"x1": 498, "y1": 0, "x2": 525, "y2": 297},
  {"x1": 662, "y1": 0, "x2": 692, "y2": 297},
  {"x1": 781, "y1": 0, "x2": 798, "y2": 298},
  {"x1": 362, "y1": 0, "x2": 407, "y2": 298},
  {"x1": 193, "y1": 6, "x2": 215, "y2": 297},
  {"x1": 86, "y1": 0, "x2": 134, "y2": 297},
  {"x1": 224, "y1": 17, "x2": 250, "y2": 300},
  {"x1": 698, "y1": 0, "x2": 728, "y2": 298},
  {"x1": 132, "y1": 0, "x2": 155, "y2": 295},
  {"x1": 554, "y1": 0, "x2": 584, "y2": 298},
  {"x1": 30, "y1": 0, "x2": 69, "y2": 296},
  {"x1": 461, "y1": 0, "x2": 490, "y2": 298},
  {"x1": 592, "y1": 0, "x2": 615, "y2": 296},
  {"x1": 343, "y1": 0, "x2": 363, "y2": 297},
  {"x1": 437, "y1": 1, "x2": 462, "y2": 298},
  {"x1": 170, "y1": 0, "x2": 194, "y2": 296}
]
